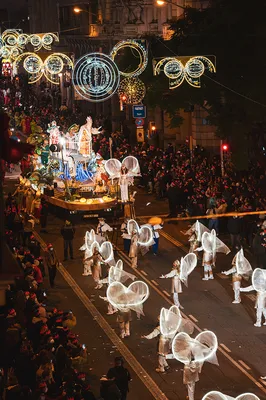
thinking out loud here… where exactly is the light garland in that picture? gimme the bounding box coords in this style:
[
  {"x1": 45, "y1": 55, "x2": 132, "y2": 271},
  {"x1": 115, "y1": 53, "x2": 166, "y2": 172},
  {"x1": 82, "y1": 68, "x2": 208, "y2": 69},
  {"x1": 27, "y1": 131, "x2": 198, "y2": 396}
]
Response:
[
  {"x1": 118, "y1": 77, "x2": 146, "y2": 104},
  {"x1": 72, "y1": 52, "x2": 120, "y2": 102},
  {"x1": 1, "y1": 29, "x2": 59, "y2": 52},
  {"x1": 110, "y1": 39, "x2": 148, "y2": 77},
  {"x1": 153, "y1": 55, "x2": 216, "y2": 89}
]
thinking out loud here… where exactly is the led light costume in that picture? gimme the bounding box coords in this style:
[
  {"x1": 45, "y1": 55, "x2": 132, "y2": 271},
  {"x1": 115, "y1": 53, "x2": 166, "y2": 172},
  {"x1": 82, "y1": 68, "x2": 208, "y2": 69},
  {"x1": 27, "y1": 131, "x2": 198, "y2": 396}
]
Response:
[
  {"x1": 160, "y1": 253, "x2": 197, "y2": 308},
  {"x1": 107, "y1": 280, "x2": 149, "y2": 339},
  {"x1": 105, "y1": 156, "x2": 140, "y2": 203},
  {"x1": 86, "y1": 241, "x2": 115, "y2": 289},
  {"x1": 172, "y1": 330, "x2": 218, "y2": 400},
  {"x1": 127, "y1": 219, "x2": 153, "y2": 269},
  {"x1": 184, "y1": 220, "x2": 210, "y2": 254},
  {"x1": 99, "y1": 259, "x2": 136, "y2": 315},
  {"x1": 222, "y1": 249, "x2": 252, "y2": 303},
  {"x1": 80, "y1": 229, "x2": 96, "y2": 276},
  {"x1": 142, "y1": 305, "x2": 194, "y2": 373},
  {"x1": 196, "y1": 229, "x2": 230, "y2": 280},
  {"x1": 77, "y1": 116, "x2": 102, "y2": 157},
  {"x1": 202, "y1": 391, "x2": 260, "y2": 400},
  {"x1": 240, "y1": 268, "x2": 266, "y2": 327}
]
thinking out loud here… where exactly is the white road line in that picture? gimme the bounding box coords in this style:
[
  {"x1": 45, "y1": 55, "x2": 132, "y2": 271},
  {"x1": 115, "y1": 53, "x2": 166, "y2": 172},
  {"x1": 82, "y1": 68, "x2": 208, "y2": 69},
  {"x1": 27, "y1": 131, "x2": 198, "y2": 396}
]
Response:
[
  {"x1": 220, "y1": 343, "x2": 231, "y2": 353},
  {"x1": 151, "y1": 280, "x2": 159, "y2": 286},
  {"x1": 163, "y1": 290, "x2": 171, "y2": 297},
  {"x1": 238, "y1": 360, "x2": 251, "y2": 370},
  {"x1": 188, "y1": 314, "x2": 198, "y2": 323},
  {"x1": 141, "y1": 270, "x2": 148, "y2": 276}
]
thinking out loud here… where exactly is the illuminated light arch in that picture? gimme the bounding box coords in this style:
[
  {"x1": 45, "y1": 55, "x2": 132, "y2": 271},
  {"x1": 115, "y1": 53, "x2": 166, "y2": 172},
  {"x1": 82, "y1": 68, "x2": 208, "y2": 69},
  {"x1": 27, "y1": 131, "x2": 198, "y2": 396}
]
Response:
[
  {"x1": 72, "y1": 52, "x2": 120, "y2": 102},
  {"x1": 110, "y1": 39, "x2": 148, "y2": 77},
  {"x1": 118, "y1": 77, "x2": 146, "y2": 104}
]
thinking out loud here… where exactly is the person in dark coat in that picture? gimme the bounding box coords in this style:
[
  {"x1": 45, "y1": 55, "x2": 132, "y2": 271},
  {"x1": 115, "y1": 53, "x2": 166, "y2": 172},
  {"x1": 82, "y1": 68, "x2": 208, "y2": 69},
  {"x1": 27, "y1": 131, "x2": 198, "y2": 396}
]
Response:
[
  {"x1": 166, "y1": 183, "x2": 178, "y2": 217},
  {"x1": 107, "y1": 357, "x2": 131, "y2": 400},
  {"x1": 252, "y1": 229, "x2": 266, "y2": 269},
  {"x1": 227, "y1": 214, "x2": 242, "y2": 250},
  {"x1": 60, "y1": 221, "x2": 75, "y2": 261}
]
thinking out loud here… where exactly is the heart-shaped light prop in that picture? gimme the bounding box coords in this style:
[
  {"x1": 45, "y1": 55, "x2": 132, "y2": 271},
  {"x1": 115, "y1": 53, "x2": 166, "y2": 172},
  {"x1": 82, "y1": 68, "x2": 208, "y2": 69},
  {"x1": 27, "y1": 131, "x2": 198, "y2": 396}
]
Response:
[
  {"x1": 172, "y1": 330, "x2": 218, "y2": 365},
  {"x1": 107, "y1": 281, "x2": 149, "y2": 314},
  {"x1": 127, "y1": 219, "x2": 153, "y2": 247},
  {"x1": 160, "y1": 306, "x2": 182, "y2": 337},
  {"x1": 180, "y1": 253, "x2": 197, "y2": 286},
  {"x1": 108, "y1": 259, "x2": 136, "y2": 285},
  {"x1": 252, "y1": 268, "x2": 266, "y2": 293},
  {"x1": 236, "y1": 394, "x2": 260, "y2": 400},
  {"x1": 105, "y1": 156, "x2": 140, "y2": 179},
  {"x1": 235, "y1": 249, "x2": 252, "y2": 280},
  {"x1": 185, "y1": 220, "x2": 210, "y2": 241},
  {"x1": 91, "y1": 240, "x2": 115, "y2": 265},
  {"x1": 202, "y1": 391, "x2": 234, "y2": 400},
  {"x1": 202, "y1": 230, "x2": 230, "y2": 256},
  {"x1": 79, "y1": 229, "x2": 96, "y2": 252}
]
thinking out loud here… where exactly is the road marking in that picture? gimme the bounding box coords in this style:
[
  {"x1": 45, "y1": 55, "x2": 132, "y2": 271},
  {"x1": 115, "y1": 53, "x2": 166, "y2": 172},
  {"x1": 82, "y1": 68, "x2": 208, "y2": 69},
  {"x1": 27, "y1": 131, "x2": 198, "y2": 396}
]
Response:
[
  {"x1": 259, "y1": 379, "x2": 266, "y2": 387},
  {"x1": 151, "y1": 280, "x2": 159, "y2": 286},
  {"x1": 34, "y1": 232, "x2": 169, "y2": 400},
  {"x1": 163, "y1": 290, "x2": 171, "y2": 297},
  {"x1": 141, "y1": 270, "x2": 148, "y2": 276},
  {"x1": 246, "y1": 294, "x2": 256, "y2": 301},
  {"x1": 188, "y1": 314, "x2": 198, "y2": 323},
  {"x1": 217, "y1": 273, "x2": 229, "y2": 280},
  {"x1": 238, "y1": 360, "x2": 251, "y2": 370},
  {"x1": 220, "y1": 343, "x2": 231, "y2": 353}
]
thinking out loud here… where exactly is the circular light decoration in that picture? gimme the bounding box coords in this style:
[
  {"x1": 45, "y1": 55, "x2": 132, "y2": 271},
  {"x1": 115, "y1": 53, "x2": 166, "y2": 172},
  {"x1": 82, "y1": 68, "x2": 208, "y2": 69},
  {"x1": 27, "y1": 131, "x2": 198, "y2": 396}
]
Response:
[
  {"x1": 73, "y1": 52, "x2": 120, "y2": 102},
  {"x1": 17, "y1": 34, "x2": 28, "y2": 47},
  {"x1": 30, "y1": 35, "x2": 42, "y2": 48},
  {"x1": 118, "y1": 77, "x2": 146, "y2": 104},
  {"x1": 164, "y1": 59, "x2": 183, "y2": 79},
  {"x1": 185, "y1": 58, "x2": 205, "y2": 78},
  {"x1": 0, "y1": 47, "x2": 10, "y2": 59},
  {"x1": 44, "y1": 54, "x2": 64, "y2": 74},
  {"x1": 42, "y1": 34, "x2": 54, "y2": 46},
  {"x1": 6, "y1": 34, "x2": 17, "y2": 46},
  {"x1": 23, "y1": 54, "x2": 42, "y2": 74},
  {"x1": 110, "y1": 39, "x2": 148, "y2": 77},
  {"x1": 10, "y1": 47, "x2": 20, "y2": 59}
]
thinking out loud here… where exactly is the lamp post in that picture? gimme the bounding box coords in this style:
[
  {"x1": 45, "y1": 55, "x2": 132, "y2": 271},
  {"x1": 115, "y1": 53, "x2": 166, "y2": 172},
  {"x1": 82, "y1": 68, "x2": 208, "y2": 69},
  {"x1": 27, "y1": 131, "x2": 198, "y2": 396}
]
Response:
[{"x1": 155, "y1": 0, "x2": 186, "y2": 9}]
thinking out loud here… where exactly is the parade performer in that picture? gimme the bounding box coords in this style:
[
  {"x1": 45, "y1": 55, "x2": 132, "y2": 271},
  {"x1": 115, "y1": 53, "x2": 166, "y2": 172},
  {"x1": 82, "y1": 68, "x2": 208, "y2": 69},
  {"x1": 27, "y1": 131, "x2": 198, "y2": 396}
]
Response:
[
  {"x1": 147, "y1": 217, "x2": 163, "y2": 255},
  {"x1": 24, "y1": 185, "x2": 35, "y2": 214},
  {"x1": 222, "y1": 248, "x2": 252, "y2": 303},
  {"x1": 127, "y1": 219, "x2": 153, "y2": 269},
  {"x1": 240, "y1": 268, "x2": 266, "y2": 327},
  {"x1": 96, "y1": 218, "x2": 113, "y2": 241},
  {"x1": 107, "y1": 280, "x2": 149, "y2": 339},
  {"x1": 105, "y1": 156, "x2": 140, "y2": 203},
  {"x1": 160, "y1": 253, "x2": 197, "y2": 308},
  {"x1": 121, "y1": 217, "x2": 131, "y2": 253},
  {"x1": 172, "y1": 330, "x2": 218, "y2": 400},
  {"x1": 80, "y1": 230, "x2": 96, "y2": 276},
  {"x1": 85, "y1": 246, "x2": 104, "y2": 289},
  {"x1": 196, "y1": 229, "x2": 230, "y2": 280},
  {"x1": 184, "y1": 220, "x2": 210, "y2": 254},
  {"x1": 77, "y1": 116, "x2": 101, "y2": 157}
]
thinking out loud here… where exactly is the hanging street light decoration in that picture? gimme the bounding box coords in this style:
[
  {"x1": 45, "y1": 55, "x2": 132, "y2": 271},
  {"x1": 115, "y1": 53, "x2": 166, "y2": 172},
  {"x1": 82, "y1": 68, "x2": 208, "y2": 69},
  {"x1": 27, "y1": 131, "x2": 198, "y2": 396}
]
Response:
[
  {"x1": 153, "y1": 55, "x2": 216, "y2": 89},
  {"x1": 72, "y1": 52, "x2": 120, "y2": 102},
  {"x1": 118, "y1": 77, "x2": 146, "y2": 105}
]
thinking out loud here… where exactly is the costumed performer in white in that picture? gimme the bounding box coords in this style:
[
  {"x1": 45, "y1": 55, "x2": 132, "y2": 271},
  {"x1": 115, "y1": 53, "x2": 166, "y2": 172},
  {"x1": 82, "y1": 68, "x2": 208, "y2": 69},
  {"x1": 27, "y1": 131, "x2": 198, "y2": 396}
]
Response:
[
  {"x1": 172, "y1": 330, "x2": 218, "y2": 400},
  {"x1": 221, "y1": 248, "x2": 252, "y2": 303},
  {"x1": 86, "y1": 241, "x2": 115, "y2": 289},
  {"x1": 80, "y1": 229, "x2": 96, "y2": 276},
  {"x1": 77, "y1": 116, "x2": 101, "y2": 157},
  {"x1": 240, "y1": 268, "x2": 266, "y2": 327},
  {"x1": 105, "y1": 156, "x2": 140, "y2": 203},
  {"x1": 99, "y1": 259, "x2": 136, "y2": 315},
  {"x1": 184, "y1": 220, "x2": 210, "y2": 254},
  {"x1": 196, "y1": 229, "x2": 230, "y2": 281},
  {"x1": 147, "y1": 217, "x2": 163, "y2": 255},
  {"x1": 96, "y1": 218, "x2": 113, "y2": 242},
  {"x1": 107, "y1": 280, "x2": 149, "y2": 339},
  {"x1": 202, "y1": 391, "x2": 260, "y2": 400},
  {"x1": 127, "y1": 219, "x2": 153, "y2": 269},
  {"x1": 141, "y1": 305, "x2": 194, "y2": 373},
  {"x1": 160, "y1": 253, "x2": 197, "y2": 308}
]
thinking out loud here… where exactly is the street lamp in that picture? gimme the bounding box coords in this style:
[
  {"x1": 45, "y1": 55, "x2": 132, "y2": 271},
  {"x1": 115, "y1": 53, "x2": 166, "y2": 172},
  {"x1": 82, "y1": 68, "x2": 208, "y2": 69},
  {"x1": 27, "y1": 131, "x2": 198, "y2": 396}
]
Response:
[{"x1": 155, "y1": 0, "x2": 186, "y2": 9}]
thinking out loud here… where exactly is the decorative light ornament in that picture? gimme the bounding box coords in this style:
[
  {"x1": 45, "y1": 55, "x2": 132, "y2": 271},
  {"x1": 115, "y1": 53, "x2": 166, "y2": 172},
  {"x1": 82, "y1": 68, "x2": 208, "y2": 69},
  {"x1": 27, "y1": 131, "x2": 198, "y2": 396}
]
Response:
[
  {"x1": 44, "y1": 54, "x2": 64, "y2": 74},
  {"x1": 73, "y1": 52, "x2": 120, "y2": 102},
  {"x1": 30, "y1": 34, "x2": 42, "y2": 48},
  {"x1": 202, "y1": 391, "x2": 260, "y2": 400},
  {"x1": 23, "y1": 54, "x2": 43, "y2": 74},
  {"x1": 153, "y1": 55, "x2": 216, "y2": 88},
  {"x1": 110, "y1": 39, "x2": 148, "y2": 77},
  {"x1": 118, "y1": 77, "x2": 146, "y2": 104}
]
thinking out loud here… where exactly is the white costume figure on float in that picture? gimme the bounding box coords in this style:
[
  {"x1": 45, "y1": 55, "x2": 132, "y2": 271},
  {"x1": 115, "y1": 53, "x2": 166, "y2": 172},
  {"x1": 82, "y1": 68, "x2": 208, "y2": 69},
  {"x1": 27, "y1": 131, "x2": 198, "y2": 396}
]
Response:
[
  {"x1": 80, "y1": 229, "x2": 96, "y2": 276},
  {"x1": 160, "y1": 253, "x2": 197, "y2": 308},
  {"x1": 172, "y1": 330, "x2": 218, "y2": 400},
  {"x1": 222, "y1": 248, "x2": 252, "y2": 303},
  {"x1": 240, "y1": 268, "x2": 266, "y2": 327},
  {"x1": 99, "y1": 259, "x2": 136, "y2": 315},
  {"x1": 107, "y1": 280, "x2": 149, "y2": 339},
  {"x1": 184, "y1": 220, "x2": 210, "y2": 253},
  {"x1": 96, "y1": 218, "x2": 113, "y2": 241},
  {"x1": 48, "y1": 121, "x2": 61, "y2": 146},
  {"x1": 105, "y1": 156, "x2": 140, "y2": 202},
  {"x1": 196, "y1": 229, "x2": 230, "y2": 280},
  {"x1": 202, "y1": 391, "x2": 260, "y2": 400},
  {"x1": 127, "y1": 219, "x2": 153, "y2": 269},
  {"x1": 142, "y1": 305, "x2": 194, "y2": 373},
  {"x1": 77, "y1": 116, "x2": 102, "y2": 157}
]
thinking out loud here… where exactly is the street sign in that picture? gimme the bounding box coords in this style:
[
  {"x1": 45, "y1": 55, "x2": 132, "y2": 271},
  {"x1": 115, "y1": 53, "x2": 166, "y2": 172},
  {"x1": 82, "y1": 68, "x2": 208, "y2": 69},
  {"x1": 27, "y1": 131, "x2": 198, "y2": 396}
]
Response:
[
  {"x1": 132, "y1": 105, "x2": 146, "y2": 118},
  {"x1": 135, "y1": 118, "x2": 144, "y2": 127}
]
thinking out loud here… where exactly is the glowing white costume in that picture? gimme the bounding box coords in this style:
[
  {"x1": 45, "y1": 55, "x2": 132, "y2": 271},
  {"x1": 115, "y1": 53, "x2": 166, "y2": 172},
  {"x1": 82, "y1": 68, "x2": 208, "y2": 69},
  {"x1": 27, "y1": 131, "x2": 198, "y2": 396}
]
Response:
[
  {"x1": 202, "y1": 391, "x2": 260, "y2": 400},
  {"x1": 80, "y1": 229, "x2": 96, "y2": 276},
  {"x1": 172, "y1": 330, "x2": 218, "y2": 400},
  {"x1": 184, "y1": 220, "x2": 210, "y2": 254},
  {"x1": 160, "y1": 253, "x2": 197, "y2": 308},
  {"x1": 127, "y1": 219, "x2": 153, "y2": 269},
  {"x1": 96, "y1": 218, "x2": 113, "y2": 241},
  {"x1": 197, "y1": 229, "x2": 230, "y2": 280},
  {"x1": 107, "y1": 280, "x2": 149, "y2": 339},
  {"x1": 77, "y1": 116, "x2": 101, "y2": 157},
  {"x1": 222, "y1": 248, "x2": 252, "y2": 304},
  {"x1": 240, "y1": 268, "x2": 266, "y2": 327},
  {"x1": 105, "y1": 156, "x2": 140, "y2": 202}
]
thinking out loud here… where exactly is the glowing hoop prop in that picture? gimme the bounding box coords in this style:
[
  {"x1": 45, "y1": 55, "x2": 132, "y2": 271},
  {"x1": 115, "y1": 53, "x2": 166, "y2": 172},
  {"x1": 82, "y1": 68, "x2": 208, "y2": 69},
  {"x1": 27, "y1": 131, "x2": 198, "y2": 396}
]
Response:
[
  {"x1": 160, "y1": 305, "x2": 182, "y2": 337},
  {"x1": 107, "y1": 281, "x2": 149, "y2": 310},
  {"x1": 110, "y1": 39, "x2": 148, "y2": 77}
]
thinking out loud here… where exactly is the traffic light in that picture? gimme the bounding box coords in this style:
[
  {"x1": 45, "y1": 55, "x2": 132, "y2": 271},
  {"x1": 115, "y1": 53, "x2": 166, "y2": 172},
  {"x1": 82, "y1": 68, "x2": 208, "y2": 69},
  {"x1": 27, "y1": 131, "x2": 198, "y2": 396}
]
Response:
[{"x1": 222, "y1": 144, "x2": 229, "y2": 151}]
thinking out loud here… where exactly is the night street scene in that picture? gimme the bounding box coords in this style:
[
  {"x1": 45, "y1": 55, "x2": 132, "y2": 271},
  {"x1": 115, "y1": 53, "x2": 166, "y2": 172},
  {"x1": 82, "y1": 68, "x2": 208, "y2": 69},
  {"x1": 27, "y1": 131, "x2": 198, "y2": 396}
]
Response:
[{"x1": 1, "y1": 1, "x2": 266, "y2": 400}]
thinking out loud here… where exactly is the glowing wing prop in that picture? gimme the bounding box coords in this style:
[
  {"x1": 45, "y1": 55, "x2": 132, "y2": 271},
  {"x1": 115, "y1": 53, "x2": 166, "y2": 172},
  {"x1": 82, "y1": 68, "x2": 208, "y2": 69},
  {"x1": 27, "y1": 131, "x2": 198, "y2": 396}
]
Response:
[
  {"x1": 127, "y1": 219, "x2": 153, "y2": 247},
  {"x1": 180, "y1": 253, "x2": 197, "y2": 286},
  {"x1": 202, "y1": 392, "x2": 259, "y2": 400},
  {"x1": 185, "y1": 220, "x2": 210, "y2": 241},
  {"x1": 108, "y1": 259, "x2": 136, "y2": 284},
  {"x1": 107, "y1": 281, "x2": 149, "y2": 314},
  {"x1": 91, "y1": 240, "x2": 115, "y2": 265},
  {"x1": 79, "y1": 229, "x2": 96, "y2": 251},
  {"x1": 235, "y1": 249, "x2": 252, "y2": 280},
  {"x1": 236, "y1": 395, "x2": 260, "y2": 400},
  {"x1": 160, "y1": 305, "x2": 182, "y2": 337},
  {"x1": 202, "y1": 230, "x2": 230, "y2": 256},
  {"x1": 172, "y1": 330, "x2": 218, "y2": 365},
  {"x1": 122, "y1": 156, "x2": 140, "y2": 177},
  {"x1": 252, "y1": 268, "x2": 266, "y2": 293},
  {"x1": 104, "y1": 158, "x2": 122, "y2": 179}
]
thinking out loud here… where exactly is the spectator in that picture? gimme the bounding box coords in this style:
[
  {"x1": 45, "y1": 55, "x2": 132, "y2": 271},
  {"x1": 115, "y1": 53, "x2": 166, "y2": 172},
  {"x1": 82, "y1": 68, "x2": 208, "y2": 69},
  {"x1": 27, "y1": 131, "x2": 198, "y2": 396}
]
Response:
[
  {"x1": 107, "y1": 357, "x2": 131, "y2": 400},
  {"x1": 60, "y1": 221, "x2": 75, "y2": 261}
]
